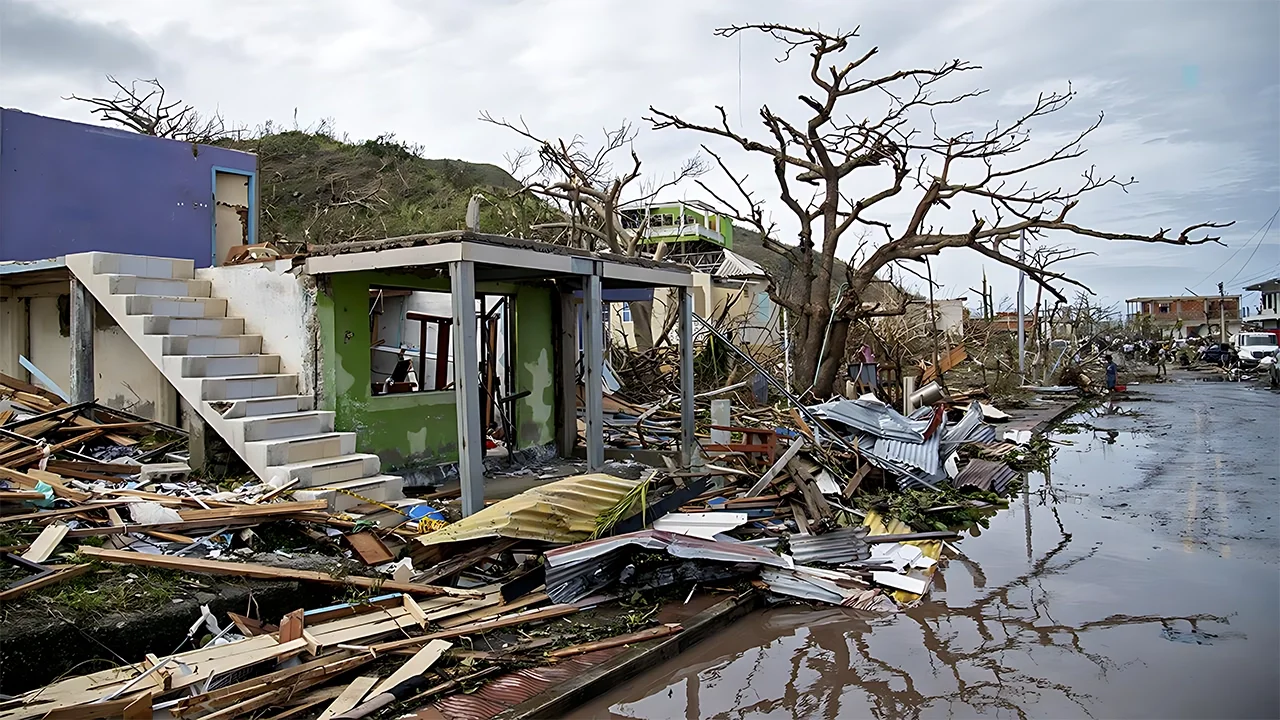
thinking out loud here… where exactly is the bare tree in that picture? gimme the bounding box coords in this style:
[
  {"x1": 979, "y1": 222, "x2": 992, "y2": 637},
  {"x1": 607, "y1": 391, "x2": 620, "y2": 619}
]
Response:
[
  {"x1": 480, "y1": 114, "x2": 707, "y2": 348},
  {"x1": 67, "y1": 76, "x2": 237, "y2": 143},
  {"x1": 647, "y1": 24, "x2": 1232, "y2": 396}
]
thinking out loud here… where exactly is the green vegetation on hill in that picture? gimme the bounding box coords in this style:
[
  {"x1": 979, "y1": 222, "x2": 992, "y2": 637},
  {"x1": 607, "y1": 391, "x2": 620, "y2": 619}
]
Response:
[{"x1": 224, "y1": 131, "x2": 528, "y2": 245}]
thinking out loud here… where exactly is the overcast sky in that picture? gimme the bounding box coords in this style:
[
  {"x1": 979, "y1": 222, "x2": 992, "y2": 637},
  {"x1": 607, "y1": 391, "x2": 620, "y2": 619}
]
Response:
[{"x1": 2, "y1": 0, "x2": 1277, "y2": 314}]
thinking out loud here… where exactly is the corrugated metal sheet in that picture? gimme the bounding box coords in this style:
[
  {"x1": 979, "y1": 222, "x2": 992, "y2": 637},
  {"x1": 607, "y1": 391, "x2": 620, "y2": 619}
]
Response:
[
  {"x1": 807, "y1": 398, "x2": 927, "y2": 443},
  {"x1": 651, "y1": 512, "x2": 748, "y2": 539},
  {"x1": 870, "y1": 432, "x2": 942, "y2": 475},
  {"x1": 544, "y1": 530, "x2": 793, "y2": 603},
  {"x1": 759, "y1": 567, "x2": 896, "y2": 611},
  {"x1": 427, "y1": 647, "x2": 630, "y2": 720},
  {"x1": 940, "y1": 401, "x2": 988, "y2": 454},
  {"x1": 861, "y1": 510, "x2": 943, "y2": 605},
  {"x1": 416, "y1": 473, "x2": 644, "y2": 548},
  {"x1": 952, "y1": 459, "x2": 1020, "y2": 494},
  {"x1": 715, "y1": 248, "x2": 768, "y2": 278},
  {"x1": 788, "y1": 526, "x2": 871, "y2": 565}
]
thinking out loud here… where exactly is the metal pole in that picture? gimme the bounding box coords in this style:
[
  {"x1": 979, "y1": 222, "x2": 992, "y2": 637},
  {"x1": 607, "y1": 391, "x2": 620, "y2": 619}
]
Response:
[
  {"x1": 678, "y1": 287, "x2": 696, "y2": 467},
  {"x1": 1218, "y1": 280, "x2": 1228, "y2": 340},
  {"x1": 1017, "y1": 229, "x2": 1026, "y2": 380},
  {"x1": 450, "y1": 260, "x2": 484, "y2": 517},
  {"x1": 781, "y1": 306, "x2": 792, "y2": 392},
  {"x1": 69, "y1": 278, "x2": 95, "y2": 405},
  {"x1": 583, "y1": 271, "x2": 605, "y2": 471}
]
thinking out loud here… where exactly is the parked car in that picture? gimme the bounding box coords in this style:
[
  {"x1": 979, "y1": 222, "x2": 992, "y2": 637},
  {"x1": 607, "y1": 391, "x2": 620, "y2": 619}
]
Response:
[
  {"x1": 1199, "y1": 343, "x2": 1235, "y2": 366},
  {"x1": 1232, "y1": 332, "x2": 1280, "y2": 368}
]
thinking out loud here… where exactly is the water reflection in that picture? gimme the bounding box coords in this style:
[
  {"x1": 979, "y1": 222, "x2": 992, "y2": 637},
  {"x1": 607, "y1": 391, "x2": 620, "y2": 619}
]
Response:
[{"x1": 576, "y1": 409, "x2": 1277, "y2": 720}]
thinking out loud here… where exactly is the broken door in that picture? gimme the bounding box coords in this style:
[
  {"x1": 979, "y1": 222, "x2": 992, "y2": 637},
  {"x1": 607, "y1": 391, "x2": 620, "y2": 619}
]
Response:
[{"x1": 213, "y1": 170, "x2": 252, "y2": 265}]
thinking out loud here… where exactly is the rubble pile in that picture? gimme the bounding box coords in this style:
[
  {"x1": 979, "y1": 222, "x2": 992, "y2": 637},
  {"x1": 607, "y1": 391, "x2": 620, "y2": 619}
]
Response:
[{"x1": 0, "y1": 363, "x2": 1047, "y2": 719}]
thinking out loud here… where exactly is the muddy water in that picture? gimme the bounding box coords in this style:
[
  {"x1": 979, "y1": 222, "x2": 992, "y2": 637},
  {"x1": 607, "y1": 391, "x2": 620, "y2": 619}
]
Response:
[{"x1": 572, "y1": 379, "x2": 1280, "y2": 719}]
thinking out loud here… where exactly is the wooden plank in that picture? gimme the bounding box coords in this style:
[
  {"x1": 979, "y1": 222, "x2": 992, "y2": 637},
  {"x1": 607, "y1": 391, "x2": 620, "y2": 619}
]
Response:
[
  {"x1": 227, "y1": 611, "x2": 270, "y2": 637},
  {"x1": 121, "y1": 693, "x2": 151, "y2": 720},
  {"x1": 307, "y1": 615, "x2": 418, "y2": 652},
  {"x1": 177, "y1": 499, "x2": 328, "y2": 521},
  {"x1": 317, "y1": 675, "x2": 379, "y2": 720},
  {"x1": 345, "y1": 531, "x2": 395, "y2": 565},
  {"x1": 172, "y1": 652, "x2": 366, "y2": 715},
  {"x1": 745, "y1": 437, "x2": 805, "y2": 497},
  {"x1": 0, "y1": 501, "x2": 133, "y2": 525},
  {"x1": 843, "y1": 463, "x2": 873, "y2": 498},
  {"x1": 547, "y1": 624, "x2": 683, "y2": 658},
  {"x1": 278, "y1": 609, "x2": 304, "y2": 643},
  {"x1": 260, "y1": 687, "x2": 346, "y2": 720},
  {"x1": 0, "y1": 564, "x2": 90, "y2": 602},
  {"x1": 370, "y1": 604, "x2": 580, "y2": 653},
  {"x1": 369, "y1": 639, "x2": 451, "y2": 696},
  {"x1": 20, "y1": 522, "x2": 69, "y2": 563},
  {"x1": 436, "y1": 592, "x2": 549, "y2": 629},
  {"x1": 0, "y1": 467, "x2": 94, "y2": 503},
  {"x1": 185, "y1": 654, "x2": 368, "y2": 720},
  {"x1": 0, "y1": 491, "x2": 47, "y2": 501},
  {"x1": 75, "y1": 546, "x2": 483, "y2": 598}
]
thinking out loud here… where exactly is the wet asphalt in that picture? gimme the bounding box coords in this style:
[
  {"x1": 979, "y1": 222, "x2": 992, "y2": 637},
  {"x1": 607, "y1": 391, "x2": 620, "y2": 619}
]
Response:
[{"x1": 570, "y1": 375, "x2": 1280, "y2": 719}]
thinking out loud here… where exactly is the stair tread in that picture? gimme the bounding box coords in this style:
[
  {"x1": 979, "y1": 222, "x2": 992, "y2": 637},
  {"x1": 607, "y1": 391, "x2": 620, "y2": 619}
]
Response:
[
  {"x1": 229, "y1": 409, "x2": 331, "y2": 422},
  {"x1": 306, "y1": 475, "x2": 400, "y2": 488},
  {"x1": 243, "y1": 431, "x2": 355, "y2": 446},
  {"x1": 184, "y1": 354, "x2": 281, "y2": 360},
  {"x1": 265, "y1": 453, "x2": 382, "y2": 471},
  {"x1": 202, "y1": 373, "x2": 297, "y2": 381}
]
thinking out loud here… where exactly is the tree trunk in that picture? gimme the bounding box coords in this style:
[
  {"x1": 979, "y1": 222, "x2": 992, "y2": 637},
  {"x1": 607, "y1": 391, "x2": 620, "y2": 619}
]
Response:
[{"x1": 629, "y1": 300, "x2": 654, "y2": 352}]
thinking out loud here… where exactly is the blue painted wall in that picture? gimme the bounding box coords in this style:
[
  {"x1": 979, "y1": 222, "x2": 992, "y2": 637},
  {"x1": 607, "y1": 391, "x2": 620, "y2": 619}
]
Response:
[{"x1": 0, "y1": 109, "x2": 257, "y2": 267}]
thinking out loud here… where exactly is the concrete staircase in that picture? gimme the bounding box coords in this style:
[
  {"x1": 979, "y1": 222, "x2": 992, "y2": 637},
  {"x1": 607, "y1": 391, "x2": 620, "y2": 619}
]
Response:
[{"x1": 66, "y1": 252, "x2": 402, "y2": 510}]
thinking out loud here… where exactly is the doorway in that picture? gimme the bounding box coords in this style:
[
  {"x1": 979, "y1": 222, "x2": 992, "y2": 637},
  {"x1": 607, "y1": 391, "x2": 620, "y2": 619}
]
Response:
[{"x1": 212, "y1": 169, "x2": 254, "y2": 265}]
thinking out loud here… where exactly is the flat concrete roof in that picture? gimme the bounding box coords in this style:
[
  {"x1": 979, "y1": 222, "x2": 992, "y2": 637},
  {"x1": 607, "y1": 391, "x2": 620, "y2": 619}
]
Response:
[{"x1": 305, "y1": 231, "x2": 694, "y2": 288}]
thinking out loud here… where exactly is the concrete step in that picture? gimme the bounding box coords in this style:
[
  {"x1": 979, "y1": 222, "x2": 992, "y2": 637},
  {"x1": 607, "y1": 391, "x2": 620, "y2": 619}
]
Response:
[
  {"x1": 161, "y1": 334, "x2": 263, "y2": 356},
  {"x1": 124, "y1": 295, "x2": 227, "y2": 318},
  {"x1": 180, "y1": 354, "x2": 281, "y2": 377},
  {"x1": 200, "y1": 374, "x2": 298, "y2": 401},
  {"x1": 90, "y1": 252, "x2": 194, "y2": 279},
  {"x1": 265, "y1": 453, "x2": 382, "y2": 488},
  {"x1": 213, "y1": 394, "x2": 315, "y2": 419},
  {"x1": 244, "y1": 432, "x2": 357, "y2": 468},
  {"x1": 236, "y1": 411, "x2": 334, "y2": 442},
  {"x1": 106, "y1": 275, "x2": 211, "y2": 298},
  {"x1": 294, "y1": 475, "x2": 404, "y2": 513},
  {"x1": 144, "y1": 316, "x2": 245, "y2": 336}
]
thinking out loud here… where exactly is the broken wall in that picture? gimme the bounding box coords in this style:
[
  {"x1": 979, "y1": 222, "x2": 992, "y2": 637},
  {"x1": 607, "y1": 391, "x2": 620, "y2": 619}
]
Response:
[
  {"x1": 316, "y1": 270, "x2": 554, "y2": 471},
  {"x1": 22, "y1": 294, "x2": 179, "y2": 424},
  {"x1": 0, "y1": 109, "x2": 256, "y2": 267},
  {"x1": 197, "y1": 260, "x2": 317, "y2": 395}
]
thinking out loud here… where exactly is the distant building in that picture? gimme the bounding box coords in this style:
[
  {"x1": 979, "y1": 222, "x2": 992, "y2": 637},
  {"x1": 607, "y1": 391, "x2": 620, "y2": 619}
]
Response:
[
  {"x1": 1244, "y1": 278, "x2": 1280, "y2": 330},
  {"x1": 1124, "y1": 295, "x2": 1242, "y2": 339},
  {"x1": 990, "y1": 312, "x2": 1034, "y2": 334},
  {"x1": 615, "y1": 200, "x2": 782, "y2": 350}
]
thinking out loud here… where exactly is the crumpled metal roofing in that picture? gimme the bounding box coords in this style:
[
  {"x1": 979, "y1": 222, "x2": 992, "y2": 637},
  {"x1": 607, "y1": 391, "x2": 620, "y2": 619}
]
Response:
[
  {"x1": 788, "y1": 526, "x2": 871, "y2": 565},
  {"x1": 544, "y1": 529, "x2": 793, "y2": 570},
  {"x1": 715, "y1": 248, "x2": 769, "y2": 278},
  {"x1": 427, "y1": 647, "x2": 630, "y2": 720},
  {"x1": 651, "y1": 512, "x2": 748, "y2": 539},
  {"x1": 759, "y1": 566, "x2": 896, "y2": 611},
  {"x1": 807, "y1": 397, "x2": 928, "y2": 443},
  {"x1": 952, "y1": 458, "x2": 1021, "y2": 494},
  {"x1": 543, "y1": 530, "x2": 793, "y2": 603},
  {"x1": 940, "y1": 401, "x2": 988, "y2": 455},
  {"x1": 415, "y1": 473, "x2": 643, "y2": 548}
]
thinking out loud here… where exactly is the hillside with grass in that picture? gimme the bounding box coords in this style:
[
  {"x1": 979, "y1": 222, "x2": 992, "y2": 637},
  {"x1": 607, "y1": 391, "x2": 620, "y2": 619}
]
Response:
[{"x1": 225, "y1": 131, "x2": 529, "y2": 245}]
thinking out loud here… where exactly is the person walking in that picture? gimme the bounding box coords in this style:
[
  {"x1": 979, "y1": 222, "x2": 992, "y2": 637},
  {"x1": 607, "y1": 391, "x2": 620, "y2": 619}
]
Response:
[
  {"x1": 1105, "y1": 354, "x2": 1118, "y2": 393},
  {"x1": 1155, "y1": 345, "x2": 1168, "y2": 378}
]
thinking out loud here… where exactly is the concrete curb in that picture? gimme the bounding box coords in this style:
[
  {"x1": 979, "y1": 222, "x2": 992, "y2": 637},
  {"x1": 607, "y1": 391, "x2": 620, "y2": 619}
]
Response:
[{"x1": 496, "y1": 589, "x2": 763, "y2": 720}]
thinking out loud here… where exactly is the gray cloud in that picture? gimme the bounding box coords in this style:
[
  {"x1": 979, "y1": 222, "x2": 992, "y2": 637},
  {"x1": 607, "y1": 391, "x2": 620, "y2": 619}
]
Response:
[
  {"x1": 3, "y1": 0, "x2": 1277, "y2": 308},
  {"x1": 0, "y1": 0, "x2": 158, "y2": 77}
]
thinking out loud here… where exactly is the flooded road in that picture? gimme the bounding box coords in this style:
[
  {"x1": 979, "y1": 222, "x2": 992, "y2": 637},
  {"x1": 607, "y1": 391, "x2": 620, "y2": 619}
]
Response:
[{"x1": 572, "y1": 378, "x2": 1280, "y2": 719}]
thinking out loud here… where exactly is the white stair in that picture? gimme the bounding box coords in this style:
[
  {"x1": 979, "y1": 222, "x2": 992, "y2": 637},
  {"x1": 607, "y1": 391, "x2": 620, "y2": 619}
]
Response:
[{"x1": 66, "y1": 251, "x2": 402, "y2": 508}]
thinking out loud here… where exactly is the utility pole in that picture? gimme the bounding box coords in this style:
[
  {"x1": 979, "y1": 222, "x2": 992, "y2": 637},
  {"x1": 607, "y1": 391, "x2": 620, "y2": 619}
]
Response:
[
  {"x1": 1218, "y1": 281, "x2": 1227, "y2": 344},
  {"x1": 1017, "y1": 229, "x2": 1026, "y2": 380}
]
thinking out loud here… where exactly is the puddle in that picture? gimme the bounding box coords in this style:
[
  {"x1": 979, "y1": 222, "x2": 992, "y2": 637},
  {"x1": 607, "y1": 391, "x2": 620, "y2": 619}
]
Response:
[{"x1": 571, "y1": 381, "x2": 1280, "y2": 720}]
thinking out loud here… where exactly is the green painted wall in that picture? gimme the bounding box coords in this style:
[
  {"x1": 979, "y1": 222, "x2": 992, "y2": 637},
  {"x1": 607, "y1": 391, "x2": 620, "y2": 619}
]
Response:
[
  {"x1": 637, "y1": 204, "x2": 734, "y2": 249},
  {"x1": 317, "y1": 270, "x2": 555, "y2": 470}
]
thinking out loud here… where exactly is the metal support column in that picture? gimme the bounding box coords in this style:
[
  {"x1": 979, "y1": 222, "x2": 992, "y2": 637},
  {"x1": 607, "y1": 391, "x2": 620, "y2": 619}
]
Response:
[
  {"x1": 555, "y1": 289, "x2": 578, "y2": 458},
  {"x1": 69, "y1": 278, "x2": 95, "y2": 405},
  {"x1": 583, "y1": 272, "x2": 605, "y2": 470},
  {"x1": 450, "y1": 260, "x2": 484, "y2": 517},
  {"x1": 678, "y1": 287, "x2": 696, "y2": 467}
]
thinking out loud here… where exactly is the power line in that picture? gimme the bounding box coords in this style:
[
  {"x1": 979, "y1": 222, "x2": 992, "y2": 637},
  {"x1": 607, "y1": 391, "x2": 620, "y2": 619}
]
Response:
[
  {"x1": 1225, "y1": 211, "x2": 1277, "y2": 286},
  {"x1": 1191, "y1": 205, "x2": 1280, "y2": 290}
]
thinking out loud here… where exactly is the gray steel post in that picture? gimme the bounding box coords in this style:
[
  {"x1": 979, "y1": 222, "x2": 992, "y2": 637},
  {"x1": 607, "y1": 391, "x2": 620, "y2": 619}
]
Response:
[
  {"x1": 450, "y1": 260, "x2": 484, "y2": 517},
  {"x1": 583, "y1": 271, "x2": 604, "y2": 470},
  {"x1": 679, "y1": 287, "x2": 696, "y2": 467},
  {"x1": 1017, "y1": 228, "x2": 1026, "y2": 380}
]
